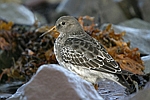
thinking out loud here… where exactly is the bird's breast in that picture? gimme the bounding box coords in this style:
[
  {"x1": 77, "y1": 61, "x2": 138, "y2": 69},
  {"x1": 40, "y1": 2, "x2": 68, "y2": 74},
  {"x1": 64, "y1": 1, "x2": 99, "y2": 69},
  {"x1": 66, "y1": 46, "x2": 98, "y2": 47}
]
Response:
[{"x1": 54, "y1": 34, "x2": 69, "y2": 64}]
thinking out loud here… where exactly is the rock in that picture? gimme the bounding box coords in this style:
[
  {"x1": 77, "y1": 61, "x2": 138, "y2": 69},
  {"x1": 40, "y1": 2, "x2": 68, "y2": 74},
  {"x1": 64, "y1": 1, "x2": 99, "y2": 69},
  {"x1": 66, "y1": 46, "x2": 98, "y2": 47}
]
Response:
[
  {"x1": 117, "y1": 0, "x2": 143, "y2": 19},
  {"x1": 119, "y1": 18, "x2": 150, "y2": 30},
  {"x1": 7, "y1": 64, "x2": 103, "y2": 100},
  {"x1": 98, "y1": 79, "x2": 127, "y2": 100},
  {"x1": 123, "y1": 89, "x2": 150, "y2": 100},
  {"x1": 101, "y1": 24, "x2": 150, "y2": 54},
  {"x1": 25, "y1": 0, "x2": 61, "y2": 5},
  {"x1": 0, "y1": 81, "x2": 23, "y2": 94},
  {"x1": 56, "y1": 0, "x2": 127, "y2": 24},
  {"x1": 34, "y1": 12, "x2": 47, "y2": 25},
  {"x1": 0, "y1": 93, "x2": 12, "y2": 100},
  {"x1": 142, "y1": 55, "x2": 150, "y2": 74},
  {"x1": 123, "y1": 82, "x2": 150, "y2": 100},
  {"x1": 140, "y1": 0, "x2": 150, "y2": 23},
  {"x1": 0, "y1": 0, "x2": 21, "y2": 4},
  {"x1": 25, "y1": 0, "x2": 60, "y2": 24},
  {"x1": 0, "y1": 3, "x2": 35, "y2": 25}
]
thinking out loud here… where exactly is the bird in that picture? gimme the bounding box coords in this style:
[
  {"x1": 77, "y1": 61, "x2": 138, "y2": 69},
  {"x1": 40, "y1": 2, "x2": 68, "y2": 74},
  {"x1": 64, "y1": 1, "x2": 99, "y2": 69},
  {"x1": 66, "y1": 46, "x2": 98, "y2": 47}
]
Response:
[{"x1": 41, "y1": 16, "x2": 138, "y2": 93}]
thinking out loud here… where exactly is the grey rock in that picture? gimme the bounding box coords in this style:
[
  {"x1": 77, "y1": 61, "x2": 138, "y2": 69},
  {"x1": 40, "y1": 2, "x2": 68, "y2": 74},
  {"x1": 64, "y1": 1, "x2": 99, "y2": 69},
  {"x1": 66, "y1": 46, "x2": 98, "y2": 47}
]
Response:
[
  {"x1": 0, "y1": 81, "x2": 23, "y2": 94},
  {"x1": 123, "y1": 82, "x2": 150, "y2": 100},
  {"x1": 142, "y1": 55, "x2": 150, "y2": 74},
  {"x1": 34, "y1": 12, "x2": 47, "y2": 25},
  {"x1": 0, "y1": 93, "x2": 12, "y2": 100},
  {"x1": 119, "y1": 18, "x2": 150, "y2": 30},
  {"x1": 98, "y1": 79, "x2": 127, "y2": 100},
  {"x1": 25, "y1": 0, "x2": 62, "y2": 5},
  {"x1": 123, "y1": 89, "x2": 150, "y2": 100},
  {"x1": 117, "y1": 0, "x2": 142, "y2": 19},
  {"x1": 7, "y1": 64, "x2": 103, "y2": 100},
  {"x1": 0, "y1": 3, "x2": 35, "y2": 25},
  {"x1": 0, "y1": 0, "x2": 21, "y2": 4},
  {"x1": 140, "y1": 0, "x2": 150, "y2": 23},
  {"x1": 56, "y1": 0, "x2": 127, "y2": 24}
]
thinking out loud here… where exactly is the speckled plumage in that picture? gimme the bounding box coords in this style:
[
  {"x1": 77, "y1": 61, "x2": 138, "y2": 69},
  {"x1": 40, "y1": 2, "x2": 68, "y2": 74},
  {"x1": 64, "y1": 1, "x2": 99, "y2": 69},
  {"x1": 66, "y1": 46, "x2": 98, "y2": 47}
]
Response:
[
  {"x1": 39, "y1": 16, "x2": 148, "y2": 94},
  {"x1": 53, "y1": 16, "x2": 129, "y2": 86}
]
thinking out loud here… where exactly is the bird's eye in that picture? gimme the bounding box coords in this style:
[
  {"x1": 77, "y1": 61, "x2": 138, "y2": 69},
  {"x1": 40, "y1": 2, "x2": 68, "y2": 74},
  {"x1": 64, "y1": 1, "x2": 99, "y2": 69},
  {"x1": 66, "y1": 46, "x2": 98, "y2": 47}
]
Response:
[{"x1": 61, "y1": 22, "x2": 65, "y2": 25}]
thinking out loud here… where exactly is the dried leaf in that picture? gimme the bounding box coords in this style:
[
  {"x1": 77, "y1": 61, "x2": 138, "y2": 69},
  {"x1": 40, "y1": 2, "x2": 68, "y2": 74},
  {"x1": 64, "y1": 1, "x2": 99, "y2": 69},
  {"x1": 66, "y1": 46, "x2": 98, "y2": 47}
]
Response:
[
  {"x1": 0, "y1": 37, "x2": 11, "y2": 50},
  {"x1": 116, "y1": 56, "x2": 144, "y2": 75},
  {"x1": 0, "y1": 16, "x2": 145, "y2": 83},
  {"x1": 0, "y1": 20, "x2": 13, "y2": 30},
  {"x1": 45, "y1": 48, "x2": 57, "y2": 64}
]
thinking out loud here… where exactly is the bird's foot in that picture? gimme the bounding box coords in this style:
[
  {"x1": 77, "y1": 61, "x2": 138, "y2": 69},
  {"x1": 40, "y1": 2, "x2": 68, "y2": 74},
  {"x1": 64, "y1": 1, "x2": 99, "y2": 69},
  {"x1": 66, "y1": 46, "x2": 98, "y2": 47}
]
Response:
[
  {"x1": 133, "y1": 80, "x2": 139, "y2": 92},
  {"x1": 93, "y1": 83, "x2": 99, "y2": 90}
]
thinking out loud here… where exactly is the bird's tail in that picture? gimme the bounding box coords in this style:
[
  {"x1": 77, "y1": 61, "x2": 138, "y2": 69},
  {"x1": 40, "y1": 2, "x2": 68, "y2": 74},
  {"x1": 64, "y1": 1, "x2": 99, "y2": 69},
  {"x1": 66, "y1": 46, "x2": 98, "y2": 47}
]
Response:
[{"x1": 117, "y1": 73, "x2": 150, "y2": 94}]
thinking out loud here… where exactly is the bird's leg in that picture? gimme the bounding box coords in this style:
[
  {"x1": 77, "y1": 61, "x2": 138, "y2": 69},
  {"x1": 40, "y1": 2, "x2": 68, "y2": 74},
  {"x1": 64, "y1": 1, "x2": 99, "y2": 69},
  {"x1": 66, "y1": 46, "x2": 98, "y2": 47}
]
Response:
[
  {"x1": 93, "y1": 83, "x2": 99, "y2": 90},
  {"x1": 133, "y1": 81, "x2": 139, "y2": 92},
  {"x1": 121, "y1": 75, "x2": 131, "y2": 86},
  {"x1": 119, "y1": 75, "x2": 137, "y2": 94},
  {"x1": 128, "y1": 76, "x2": 139, "y2": 92}
]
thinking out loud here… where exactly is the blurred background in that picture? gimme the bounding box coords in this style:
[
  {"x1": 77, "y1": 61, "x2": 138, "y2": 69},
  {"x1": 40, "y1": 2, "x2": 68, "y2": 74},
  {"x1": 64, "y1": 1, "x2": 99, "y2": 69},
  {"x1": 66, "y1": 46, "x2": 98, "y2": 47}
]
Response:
[
  {"x1": 0, "y1": 0, "x2": 150, "y2": 26},
  {"x1": 0, "y1": 0, "x2": 150, "y2": 100}
]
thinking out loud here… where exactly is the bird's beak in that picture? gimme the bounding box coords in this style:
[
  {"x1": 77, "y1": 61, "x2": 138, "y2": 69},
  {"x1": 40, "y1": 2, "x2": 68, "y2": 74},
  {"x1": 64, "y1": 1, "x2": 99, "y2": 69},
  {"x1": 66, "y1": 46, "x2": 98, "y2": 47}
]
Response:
[{"x1": 40, "y1": 26, "x2": 57, "y2": 37}]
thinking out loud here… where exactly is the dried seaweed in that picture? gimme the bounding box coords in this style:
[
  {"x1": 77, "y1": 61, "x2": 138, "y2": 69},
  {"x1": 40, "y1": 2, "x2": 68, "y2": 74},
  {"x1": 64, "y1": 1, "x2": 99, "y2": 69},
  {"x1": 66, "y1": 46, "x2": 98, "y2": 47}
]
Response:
[{"x1": 0, "y1": 16, "x2": 145, "y2": 83}]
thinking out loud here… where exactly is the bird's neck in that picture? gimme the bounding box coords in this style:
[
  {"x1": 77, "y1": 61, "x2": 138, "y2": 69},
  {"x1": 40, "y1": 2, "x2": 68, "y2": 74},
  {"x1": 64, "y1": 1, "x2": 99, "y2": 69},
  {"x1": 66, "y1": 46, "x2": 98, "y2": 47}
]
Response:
[
  {"x1": 55, "y1": 29, "x2": 85, "y2": 45},
  {"x1": 55, "y1": 32, "x2": 67, "y2": 45}
]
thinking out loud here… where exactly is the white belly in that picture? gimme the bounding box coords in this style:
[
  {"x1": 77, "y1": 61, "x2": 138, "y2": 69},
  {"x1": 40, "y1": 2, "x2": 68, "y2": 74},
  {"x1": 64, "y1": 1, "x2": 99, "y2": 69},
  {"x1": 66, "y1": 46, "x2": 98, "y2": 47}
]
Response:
[{"x1": 63, "y1": 63, "x2": 120, "y2": 84}]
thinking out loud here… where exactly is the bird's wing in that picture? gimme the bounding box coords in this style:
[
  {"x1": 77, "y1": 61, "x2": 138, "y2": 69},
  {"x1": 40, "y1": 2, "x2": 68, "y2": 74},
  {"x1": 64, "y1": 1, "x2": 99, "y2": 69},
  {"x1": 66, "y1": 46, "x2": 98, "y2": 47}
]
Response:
[{"x1": 60, "y1": 36, "x2": 122, "y2": 74}]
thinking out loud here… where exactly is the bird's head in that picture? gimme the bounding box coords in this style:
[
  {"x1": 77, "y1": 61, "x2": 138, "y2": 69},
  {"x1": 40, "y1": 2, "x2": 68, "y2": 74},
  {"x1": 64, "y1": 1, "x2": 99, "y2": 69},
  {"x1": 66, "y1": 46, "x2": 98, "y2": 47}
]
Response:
[
  {"x1": 55, "y1": 16, "x2": 83, "y2": 34},
  {"x1": 40, "y1": 16, "x2": 84, "y2": 37}
]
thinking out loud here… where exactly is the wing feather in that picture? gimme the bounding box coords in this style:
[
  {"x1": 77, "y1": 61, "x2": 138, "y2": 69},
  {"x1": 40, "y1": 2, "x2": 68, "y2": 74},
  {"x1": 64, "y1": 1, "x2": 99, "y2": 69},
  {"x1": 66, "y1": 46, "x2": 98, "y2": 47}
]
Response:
[{"x1": 61, "y1": 37, "x2": 122, "y2": 74}]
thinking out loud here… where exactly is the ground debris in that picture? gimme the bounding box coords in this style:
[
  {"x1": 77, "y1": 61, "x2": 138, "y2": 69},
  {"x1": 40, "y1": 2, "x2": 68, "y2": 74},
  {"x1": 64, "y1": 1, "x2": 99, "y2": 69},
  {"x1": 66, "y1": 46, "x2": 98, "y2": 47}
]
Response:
[
  {"x1": 0, "y1": 16, "x2": 146, "y2": 83},
  {"x1": 0, "y1": 20, "x2": 57, "y2": 82}
]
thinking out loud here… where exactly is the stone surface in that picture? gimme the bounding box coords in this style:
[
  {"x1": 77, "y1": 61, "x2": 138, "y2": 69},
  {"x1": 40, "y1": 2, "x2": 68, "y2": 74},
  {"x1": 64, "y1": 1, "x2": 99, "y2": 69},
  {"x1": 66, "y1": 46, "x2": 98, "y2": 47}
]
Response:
[
  {"x1": 123, "y1": 82, "x2": 150, "y2": 100},
  {"x1": 124, "y1": 89, "x2": 150, "y2": 100},
  {"x1": 0, "y1": 3, "x2": 35, "y2": 25},
  {"x1": 7, "y1": 64, "x2": 103, "y2": 100},
  {"x1": 119, "y1": 18, "x2": 150, "y2": 30},
  {"x1": 56, "y1": 0, "x2": 127, "y2": 24},
  {"x1": 118, "y1": 0, "x2": 143, "y2": 19},
  {"x1": 140, "y1": 0, "x2": 150, "y2": 23},
  {"x1": 25, "y1": 0, "x2": 62, "y2": 5},
  {"x1": 0, "y1": 81, "x2": 23, "y2": 94},
  {"x1": 98, "y1": 79, "x2": 127, "y2": 100},
  {"x1": 142, "y1": 55, "x2": 150, "y2": 74},
  {"x1": 0, "y1": 93, "x2": 12, "y2": 100},
  {"x1": 0, "y1": 0, "x2": 21, "y2": 4}
]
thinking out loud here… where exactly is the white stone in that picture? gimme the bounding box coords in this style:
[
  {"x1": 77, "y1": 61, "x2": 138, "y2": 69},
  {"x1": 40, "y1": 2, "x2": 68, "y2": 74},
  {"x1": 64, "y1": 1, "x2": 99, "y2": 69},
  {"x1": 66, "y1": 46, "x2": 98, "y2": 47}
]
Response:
[
  {"x1": 7, "y1": 64, "x2": 103, "y2": 100},
  {"x1": 0, "y1": 3, "x2": 35, "y2": 25},
  {"x1": 142, "y1": 55, "x2": 150, "y2": 74}
]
